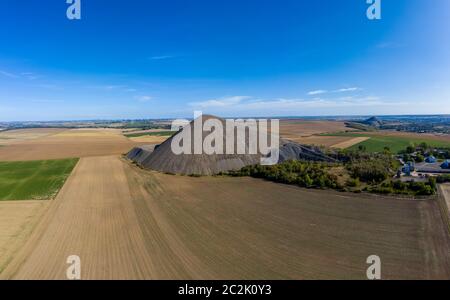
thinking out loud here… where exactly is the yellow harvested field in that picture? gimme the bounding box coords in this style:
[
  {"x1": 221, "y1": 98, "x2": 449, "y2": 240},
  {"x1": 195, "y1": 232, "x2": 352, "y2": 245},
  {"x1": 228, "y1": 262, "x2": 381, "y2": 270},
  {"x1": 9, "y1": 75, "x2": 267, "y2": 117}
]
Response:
[
  {"x1": 3, "y1": 156, "x2": 450, "y2": 279},
  {"x1": 331, "y1": 137, "x2": 371, "y2": 149},
  {"x1": 0, "y1": 201, "x2": 48, "y2": 273},
  {"x1": 123, "y1": 128, "x2": 171, "y2": 135},
  {"x1": 128, "y1": 135, "x2": 169, "y2": 144},
  {"x1": 53, "y1": 128, "x2": 124, "y2": 138},
  {"x1": 0, "y1": 128, "x2": 144, "y2": 161},
  {"x1": 286, "y1": 135, "x2": 356, "y2": 147},
  {"x1": 0, "y1": 128, "x2": 65, "y2": 145}
]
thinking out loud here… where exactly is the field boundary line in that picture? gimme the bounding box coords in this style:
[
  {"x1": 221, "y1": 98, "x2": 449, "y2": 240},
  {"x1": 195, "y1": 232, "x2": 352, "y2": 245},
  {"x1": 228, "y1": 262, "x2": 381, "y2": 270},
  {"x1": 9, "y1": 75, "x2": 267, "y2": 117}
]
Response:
[{"x1": 437, "y1": 184, "x2": 450, "y2": 236}]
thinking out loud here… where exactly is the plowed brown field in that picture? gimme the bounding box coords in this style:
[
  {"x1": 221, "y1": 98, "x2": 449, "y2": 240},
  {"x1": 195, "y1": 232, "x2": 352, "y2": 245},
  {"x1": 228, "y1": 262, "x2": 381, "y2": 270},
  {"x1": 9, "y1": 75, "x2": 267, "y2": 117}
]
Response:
[{"x1": 3, "y1": 156, "x2": 450, "y2": 279}]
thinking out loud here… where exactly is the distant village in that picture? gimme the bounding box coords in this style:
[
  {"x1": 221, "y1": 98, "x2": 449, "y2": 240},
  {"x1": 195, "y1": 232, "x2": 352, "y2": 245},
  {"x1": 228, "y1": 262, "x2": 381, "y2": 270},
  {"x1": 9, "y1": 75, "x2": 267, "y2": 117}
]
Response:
[{"x1": 398, "y1": 144, "x2": 450, "y2": 182}]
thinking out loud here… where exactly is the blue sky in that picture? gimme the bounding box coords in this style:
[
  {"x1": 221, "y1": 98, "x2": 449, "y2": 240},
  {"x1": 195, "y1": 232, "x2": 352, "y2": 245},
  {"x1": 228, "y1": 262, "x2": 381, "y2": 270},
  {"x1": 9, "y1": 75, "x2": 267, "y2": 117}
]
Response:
[{"x1": 0, "y1": 0, "x2": 449, "y2": 121}]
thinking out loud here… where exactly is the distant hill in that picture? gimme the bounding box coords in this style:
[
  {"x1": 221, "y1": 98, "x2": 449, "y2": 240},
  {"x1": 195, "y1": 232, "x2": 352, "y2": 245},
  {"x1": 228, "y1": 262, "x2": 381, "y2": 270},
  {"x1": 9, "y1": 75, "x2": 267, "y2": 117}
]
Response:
[{"x1": 361, "y1": 116, "x2": 383, "y2": 127}]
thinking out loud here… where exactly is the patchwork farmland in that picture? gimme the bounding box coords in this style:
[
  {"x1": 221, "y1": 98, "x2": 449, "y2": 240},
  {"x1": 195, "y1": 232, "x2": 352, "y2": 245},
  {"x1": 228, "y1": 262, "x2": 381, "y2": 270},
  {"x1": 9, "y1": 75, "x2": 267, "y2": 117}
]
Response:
[
  {"x1": 0, "y1": 126, "x2": 449, "y2": 279},
  {"x1": 1, "y1": 155, "x2": 449, "y2": 279},
  {"x1": 322, "y1": 132, "x2": 450, "y2": 153}
]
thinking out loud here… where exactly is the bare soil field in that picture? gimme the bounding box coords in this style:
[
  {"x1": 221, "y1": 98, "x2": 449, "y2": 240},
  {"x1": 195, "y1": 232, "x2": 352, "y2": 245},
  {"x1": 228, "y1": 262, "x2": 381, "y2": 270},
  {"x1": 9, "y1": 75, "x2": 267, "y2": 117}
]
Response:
[
  {"x1": 0, "y1": 200, "x2": 49, "y2": 273},
  {"x1": 0, "y1": 129, "x2": 144, "y2": 161},
  {"x1": 3, "y1": 156, "x2": 450, "y2": 279}
]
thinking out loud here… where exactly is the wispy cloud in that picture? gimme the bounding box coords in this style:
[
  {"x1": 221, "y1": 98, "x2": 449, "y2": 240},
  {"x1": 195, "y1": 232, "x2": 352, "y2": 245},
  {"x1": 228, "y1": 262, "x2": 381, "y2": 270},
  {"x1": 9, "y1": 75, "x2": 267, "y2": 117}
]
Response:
[
  {"x1": 307, "y1": 90, "x2": 327, "y2": 95},
  {"x1": 308, "y1": 87, "x2": 361, "y2": 95},
  {"x1": 91, "y1": 85, "x2": 139, "y2": 93},
  {"x1": 189, "y1": 95, "x2": 403, "y2": 113},
  {"x1": 0, "y1": 70, "x2": 41, "y2": 80},
  {"x1": 0, "y1": 70, "x2": 19, "y2": 78},
  {"x1": 334, "y1": 87, "x2": 361, "y2": 93},
  {"x1": 103, "y1": 85, "x2": 126, "y2": 90},
  {"x1": 135, "y1": 95, "x2": 153, "y2": 102},
  {"x1": 21, "y1": 72, "x2": 40, "y2": 80},
  {"x1": 149, "y1": 55, "x2": 174, "y2": 60},
  {"x1": 189, "y1": 96, "x2": 251, "y2": 108}
]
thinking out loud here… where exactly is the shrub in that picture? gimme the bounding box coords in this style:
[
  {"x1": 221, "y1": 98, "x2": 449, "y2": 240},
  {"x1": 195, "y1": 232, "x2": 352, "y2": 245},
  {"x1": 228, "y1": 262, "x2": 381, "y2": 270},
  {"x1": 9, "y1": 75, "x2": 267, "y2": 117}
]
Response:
[
  {"x1": 348, "y1": 160, "x2": 391, "y2": 183},
  {"x1": 346, "y1": 178, "x2": 360, "y2": 187}
]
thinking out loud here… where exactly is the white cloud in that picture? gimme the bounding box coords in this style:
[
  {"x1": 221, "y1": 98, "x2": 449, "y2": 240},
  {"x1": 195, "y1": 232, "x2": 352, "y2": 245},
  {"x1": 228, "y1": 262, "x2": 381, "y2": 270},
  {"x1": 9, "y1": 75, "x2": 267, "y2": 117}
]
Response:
[
  {"x1": 307, "y1": 90, "x2": 327, "y2": 95},
  {"x1": 135, "y1": 95, "x2": 153, "y2": 102},
  {"x1": 335, "y1": 87, "x2": 361, "y2": 93},
  {"x1": 189, "y1": 96, "x2": 251, "y2": 108},
  {"x1": 149, "y1": 55, "x2": 174, "y2": 60},
  {"x1": 188, "y1": 95, "x2": 405, "y2": 115}
]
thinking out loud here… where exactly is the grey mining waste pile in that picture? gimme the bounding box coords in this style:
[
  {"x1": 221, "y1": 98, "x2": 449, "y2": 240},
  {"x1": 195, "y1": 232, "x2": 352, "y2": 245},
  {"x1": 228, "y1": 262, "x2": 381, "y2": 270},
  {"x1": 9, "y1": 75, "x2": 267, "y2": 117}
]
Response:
[{"x1": 127, "y1": 115, "x2": 335, "y2": 175}]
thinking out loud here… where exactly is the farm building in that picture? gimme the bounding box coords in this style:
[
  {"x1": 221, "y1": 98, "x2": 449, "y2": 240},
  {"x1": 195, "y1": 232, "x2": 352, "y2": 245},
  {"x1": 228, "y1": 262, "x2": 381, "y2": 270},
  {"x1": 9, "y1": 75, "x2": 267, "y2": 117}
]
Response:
[
  {"x1": 425, "y1": 156, "x2": 437, "y2": 163},
  {"x1": 402, "y1": 161, "x2": 415, "y2": 176},
  {"x1": 442, "y1": 160, "x2": 450, "y2": 169}
]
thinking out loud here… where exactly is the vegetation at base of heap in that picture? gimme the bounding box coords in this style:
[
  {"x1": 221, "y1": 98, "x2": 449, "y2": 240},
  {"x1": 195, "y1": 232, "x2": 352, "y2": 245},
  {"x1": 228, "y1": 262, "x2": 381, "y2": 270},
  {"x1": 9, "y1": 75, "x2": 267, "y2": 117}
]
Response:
[
  {"x1": 227, "y1": 160, "x2": 341, "y2": 189},
  {"x1": 226, "y1": 148, "x2": 439, "y2": 196}
]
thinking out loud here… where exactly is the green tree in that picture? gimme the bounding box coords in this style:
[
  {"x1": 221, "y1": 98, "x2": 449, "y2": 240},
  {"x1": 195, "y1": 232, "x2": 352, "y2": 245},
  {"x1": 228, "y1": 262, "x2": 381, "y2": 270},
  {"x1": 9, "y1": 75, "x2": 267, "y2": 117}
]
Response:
[
  {"x1": 415, "y1": 154, "x2": 424, "y2": 163},
  {"x1": 406, "y1": 145, "x2": 415, "y2": 154}
]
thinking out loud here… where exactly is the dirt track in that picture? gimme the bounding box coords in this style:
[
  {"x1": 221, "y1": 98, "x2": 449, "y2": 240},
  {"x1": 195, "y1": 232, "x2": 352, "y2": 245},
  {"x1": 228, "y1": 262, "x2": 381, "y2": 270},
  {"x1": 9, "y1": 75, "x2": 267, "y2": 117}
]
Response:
[{"x1": 3, "y1": 156, "x2": 450, "y2": 279}]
